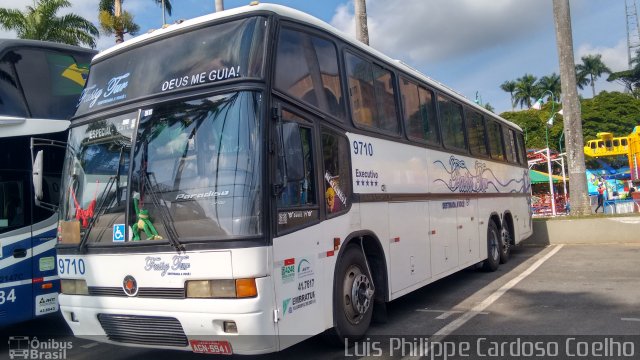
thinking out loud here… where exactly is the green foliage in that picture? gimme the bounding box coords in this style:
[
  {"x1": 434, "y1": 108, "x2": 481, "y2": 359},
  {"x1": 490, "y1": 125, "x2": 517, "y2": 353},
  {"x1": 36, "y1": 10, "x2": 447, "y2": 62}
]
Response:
[
  {"x1": 501, "y1": 91, "x2": 640, "y2": 151},
  {"x1": 580, "y1": 91, "x2": 640, "y2": 140},
  {"x1": 0, "y1": 0, "x2": 99, "y2": 48},
  {"x1": 501, "y1": 103, "x2": 564, "y2": 151},
  {"x1": 514, "y1": 73, "x2": 538, "y2": 109}
]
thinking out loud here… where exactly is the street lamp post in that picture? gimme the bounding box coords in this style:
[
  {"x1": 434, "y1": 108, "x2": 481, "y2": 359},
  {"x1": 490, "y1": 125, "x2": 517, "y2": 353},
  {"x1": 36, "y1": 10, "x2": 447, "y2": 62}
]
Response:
[{"x1": 533, "y1": 90, "x2": 558, "y2": 215}]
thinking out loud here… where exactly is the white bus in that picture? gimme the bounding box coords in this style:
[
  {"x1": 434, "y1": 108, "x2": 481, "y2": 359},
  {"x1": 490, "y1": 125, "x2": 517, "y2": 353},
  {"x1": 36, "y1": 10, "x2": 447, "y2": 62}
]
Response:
[
  {"x1": 0, "y1": 39, "x2": 94, "y2": 327},
  {"x1": 50, "y1": 3, "x2": 532, "y2": 355}
]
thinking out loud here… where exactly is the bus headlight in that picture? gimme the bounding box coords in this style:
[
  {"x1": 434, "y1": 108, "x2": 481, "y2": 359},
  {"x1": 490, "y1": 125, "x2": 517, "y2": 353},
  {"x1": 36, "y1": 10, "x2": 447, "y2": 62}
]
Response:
[
  {"x1": 186, "y1": 279, "x2": 257, "y2": 298},
  {"x1": 60, "y1": 279, "x2": 89, "y2": 295}
]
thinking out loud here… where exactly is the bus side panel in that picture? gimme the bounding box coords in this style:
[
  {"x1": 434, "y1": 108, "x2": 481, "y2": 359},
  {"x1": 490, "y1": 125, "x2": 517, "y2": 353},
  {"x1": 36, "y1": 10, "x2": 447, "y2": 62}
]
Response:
[
  {"x1": 0, "y1": 227, "x2": 33, "y2": 326},
  {"x1": 388, "y1": 202, "x2": 430, "y2": 295},
  {"x1": 30, "y1": 215, "x2": 60, "y2": 318},
  {"x1": 476, "y1": 198, "x2": 492, "y2": 261}
]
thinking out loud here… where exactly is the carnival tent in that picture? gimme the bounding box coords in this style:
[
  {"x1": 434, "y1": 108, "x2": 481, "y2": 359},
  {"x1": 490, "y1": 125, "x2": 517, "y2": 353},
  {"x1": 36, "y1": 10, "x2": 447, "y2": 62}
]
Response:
[{"x1": 529, "y1": 169, "x2": 565, "y2": 184}]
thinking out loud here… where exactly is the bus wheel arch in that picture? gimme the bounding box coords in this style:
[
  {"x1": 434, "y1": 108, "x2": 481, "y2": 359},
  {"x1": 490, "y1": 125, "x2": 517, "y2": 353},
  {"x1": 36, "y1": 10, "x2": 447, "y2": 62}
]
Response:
[{"x1": 330, "y1": 231, "x2": 388, "y2": 341}]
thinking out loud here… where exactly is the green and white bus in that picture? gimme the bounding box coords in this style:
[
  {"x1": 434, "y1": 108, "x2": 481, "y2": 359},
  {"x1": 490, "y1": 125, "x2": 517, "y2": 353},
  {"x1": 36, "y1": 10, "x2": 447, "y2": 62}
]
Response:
[{"x1": 51, "y1": 3, "x2": 531, "y2": 355}]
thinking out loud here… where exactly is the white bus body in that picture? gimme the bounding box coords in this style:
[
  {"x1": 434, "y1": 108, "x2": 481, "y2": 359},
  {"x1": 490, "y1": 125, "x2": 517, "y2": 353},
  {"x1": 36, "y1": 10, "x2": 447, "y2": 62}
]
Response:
[{"x1": 55, "y1": 4, "x2": 532, "y2": 355}]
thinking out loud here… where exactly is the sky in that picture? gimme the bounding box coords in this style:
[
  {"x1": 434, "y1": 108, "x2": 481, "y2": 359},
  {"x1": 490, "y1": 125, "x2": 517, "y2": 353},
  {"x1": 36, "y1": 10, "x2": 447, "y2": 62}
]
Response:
[{"x1": 0, "y1": 0, "x2": 630, "y2": 113}]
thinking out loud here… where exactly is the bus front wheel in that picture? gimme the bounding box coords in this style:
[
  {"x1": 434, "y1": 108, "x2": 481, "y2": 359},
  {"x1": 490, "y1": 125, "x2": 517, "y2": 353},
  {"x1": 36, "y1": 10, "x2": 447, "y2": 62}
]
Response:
[
  {"x1": 483, "y1": 221, "x2": 500, "y2": 272},
  {"x1": 332, "y1": 245, "x2": 374, "y2": 342}
]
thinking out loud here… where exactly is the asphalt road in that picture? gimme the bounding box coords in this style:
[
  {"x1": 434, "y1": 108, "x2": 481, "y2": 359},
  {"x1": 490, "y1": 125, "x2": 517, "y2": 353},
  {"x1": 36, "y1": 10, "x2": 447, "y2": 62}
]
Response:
[{"x1": 2, "y1": 244, "x2": 639, "y2": 359}]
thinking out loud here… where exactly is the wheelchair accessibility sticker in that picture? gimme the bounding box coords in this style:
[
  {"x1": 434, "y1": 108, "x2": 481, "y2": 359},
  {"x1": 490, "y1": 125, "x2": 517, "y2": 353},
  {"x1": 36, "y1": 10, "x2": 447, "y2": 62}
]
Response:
[{"x1": 113, "y1": 224, "x2": 125, "y2": 242}]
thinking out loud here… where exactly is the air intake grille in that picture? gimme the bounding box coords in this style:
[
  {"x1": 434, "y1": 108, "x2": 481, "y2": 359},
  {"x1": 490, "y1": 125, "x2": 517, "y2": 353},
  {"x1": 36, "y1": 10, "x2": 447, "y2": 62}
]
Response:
[
  {"x1": 89, "y1": 287, "x2": 185, "y2": 299},
  {"x1": 97, "y1": 314, "x2": 188, "y2": 347}
]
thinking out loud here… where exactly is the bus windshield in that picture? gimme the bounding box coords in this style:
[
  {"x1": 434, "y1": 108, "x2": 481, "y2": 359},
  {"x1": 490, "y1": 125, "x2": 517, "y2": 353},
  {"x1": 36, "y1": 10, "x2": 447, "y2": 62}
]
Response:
[
  {"x1": 59, "y1": 91, "x2": 262, "y2": 245},
  {"x1": 76, "y1": 16, "x2": 267, "y2": 117}
]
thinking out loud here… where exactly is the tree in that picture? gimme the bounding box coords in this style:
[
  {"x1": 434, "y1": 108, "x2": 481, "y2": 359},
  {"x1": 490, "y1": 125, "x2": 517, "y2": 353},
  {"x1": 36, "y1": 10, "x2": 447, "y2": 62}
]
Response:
[
  {"x1": 553, "y1": 0, "x2": 590, "y2": 216},
  {"x1": 514, "y1": 74, "x2": 538, "y2": 109},
  {"x1": 483, "y1": 103, "x2": 495, "y2": 113},
  {"x1": 537, "y1": 73, "x2": 562, "y2": 101},
  {"x1": 99, "y1": 0, "x2": 139, "y2": 44},
  {"x1": 154, "y1": 0, "x2": 172, "y2": 25},
  {"x1": 576, "y1": 54, "x2": 611, "y2": 98},
  {"x1": 575, "y1": 65, "x2": 590, "y2": 91},
  {"x1": 0, "y1": 0, "x2": 99, "y2": 48},
  {"x1": 215, "y1": 0, "x2": 224, "y2": 12},
  {"x1": 500, "y1": 80, "x2": 517, "y2": 111},
  {"x1": 607, "y1": 49, "x2": 640, "y2": 96},
  {"x1": 354, "y1": 0, "x2": 369, "y2": 45}
]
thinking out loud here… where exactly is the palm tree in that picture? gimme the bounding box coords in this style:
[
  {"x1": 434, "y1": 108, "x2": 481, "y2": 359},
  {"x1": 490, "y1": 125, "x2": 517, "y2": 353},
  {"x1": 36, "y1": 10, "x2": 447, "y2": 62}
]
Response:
[
  {"x1": 154, "y1": 0, "x2": 172, "y2": 25},
  {"x1": 99, "y1": 0, "x2": 139, "y2": 44},
  {"x1": 553, "y1": 0, "x2": 590, "y2": 216},
  {"x1": 537, "y1": 73, "x2": 562, "y2": 101},
  {"x1": 355, "y1": 0, "x2": 369, "y2": 45},
  {"x1": 575, "y1": 54, "x2": 611, "y2": 97},
  {"x1": 0, "y1": 0, "x2": 99, "y2": 48},
  {"x1": 514, "y1": 74, "x2": 538, "y2": 109},
  {"x1": 575, "y1": 65, "x2": 590, "y2": 91},
  {"x1": 215, "y1": 0, "x2": 224, "y2": 12},
  {"x1": 500, "y1": 80, "x2": 517, "y2": 111}
]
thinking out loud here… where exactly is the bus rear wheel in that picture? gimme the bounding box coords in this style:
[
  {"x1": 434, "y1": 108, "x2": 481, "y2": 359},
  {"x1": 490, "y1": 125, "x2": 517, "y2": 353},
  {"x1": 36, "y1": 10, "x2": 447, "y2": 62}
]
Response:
[
  {"x1": 332, "y1": 245, "x2": 374, "y2": 342},
  {"x1": 483, "y1": 221, "x2": 500, "y2": 272},
  {"x1": 500, "y1": 225, "x2": 512, "y2": 264}
]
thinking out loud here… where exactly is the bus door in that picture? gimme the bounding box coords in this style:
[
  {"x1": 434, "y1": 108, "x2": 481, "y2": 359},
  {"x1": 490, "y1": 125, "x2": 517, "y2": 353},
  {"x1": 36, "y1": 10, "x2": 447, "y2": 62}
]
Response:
[
  {"x1": 29, "y1": 138, "x2": 66, "y2": 318},
  {"x1": 0, "y1": 170, "x2": 32, "y2": 325},
  {"x1": 271, "y1": 107, "x2": 325, "y2": 348}
]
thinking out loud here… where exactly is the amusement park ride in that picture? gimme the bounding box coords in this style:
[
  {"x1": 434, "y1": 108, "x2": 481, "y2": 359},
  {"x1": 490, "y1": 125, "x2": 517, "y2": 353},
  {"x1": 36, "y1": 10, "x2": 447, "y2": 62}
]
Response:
[
  {"x1": 584, "y1": 126, "x2": 640, "y2": 181},
  {"x1": 526, "y1": 126, "x2": 640, "y2": 216}
]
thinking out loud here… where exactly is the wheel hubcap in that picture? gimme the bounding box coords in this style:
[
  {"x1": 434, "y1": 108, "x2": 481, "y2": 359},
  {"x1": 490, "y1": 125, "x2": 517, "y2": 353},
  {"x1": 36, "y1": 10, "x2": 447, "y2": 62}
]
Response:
[
  {"x1": 490, "y1": 230, "x2": 499, "y2": 260},
  {"x1": 342, "y1": 265, "x2": 374, "y2": 324}
]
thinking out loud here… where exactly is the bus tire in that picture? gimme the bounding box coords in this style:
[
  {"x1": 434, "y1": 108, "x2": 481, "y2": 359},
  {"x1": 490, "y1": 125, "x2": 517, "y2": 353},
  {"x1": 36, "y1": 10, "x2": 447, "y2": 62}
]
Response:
[
  {"x1": 483, "y1": 220, "x2": 500, "y2": 272},
  {"x1": 499, "y1": 224, "x2": 512, "y2": 264},
  {"x1": 331, "y1": 244, "x2": 374, "y2": 342}
]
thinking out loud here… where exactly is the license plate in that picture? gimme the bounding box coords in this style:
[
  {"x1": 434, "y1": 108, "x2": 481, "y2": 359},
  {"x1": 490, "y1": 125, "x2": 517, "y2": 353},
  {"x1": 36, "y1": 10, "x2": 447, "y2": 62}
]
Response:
[{"x1": 190, "y1": 340, "x2": 232, "y2": 355}]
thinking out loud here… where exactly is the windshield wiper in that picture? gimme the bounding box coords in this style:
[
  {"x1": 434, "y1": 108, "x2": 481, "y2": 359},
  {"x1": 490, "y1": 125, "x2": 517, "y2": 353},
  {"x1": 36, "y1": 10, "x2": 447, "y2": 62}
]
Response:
[
  {"x1": 139, "y1": 139, "x2": 184, "y2": 252},
  {"x1": 78, "y1": 175, "x2": 117, "y2": 251},
  {"x1": 141, "y1": 170, "x2": 184, "y2": 252}
]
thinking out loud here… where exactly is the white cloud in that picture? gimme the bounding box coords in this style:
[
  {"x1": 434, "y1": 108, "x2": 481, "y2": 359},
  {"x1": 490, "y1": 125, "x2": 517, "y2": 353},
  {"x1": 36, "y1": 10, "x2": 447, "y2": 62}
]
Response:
[
  {"x1": 331, "y1": 0, "x2": 549, "y2": 63},
  {"x1": 576, "y1": 39, "x2": 628, "y2": 72}
]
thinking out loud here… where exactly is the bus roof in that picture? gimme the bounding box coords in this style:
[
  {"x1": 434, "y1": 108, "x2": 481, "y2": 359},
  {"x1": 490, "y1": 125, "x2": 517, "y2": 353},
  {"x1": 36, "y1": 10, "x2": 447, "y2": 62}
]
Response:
[
  {"x1": 94, "y1": 2, "x2": 521, "y2": 132},
  {"x1": 0, "y1": 38, "x2": 96, "y2": 55}
]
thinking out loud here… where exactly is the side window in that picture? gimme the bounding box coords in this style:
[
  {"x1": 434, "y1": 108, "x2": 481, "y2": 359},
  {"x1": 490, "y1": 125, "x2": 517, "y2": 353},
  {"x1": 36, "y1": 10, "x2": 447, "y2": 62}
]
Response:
[
  {"x1": 517, "y1": 132, "x2": 527, "y2": 165},
  {"x1": 322, "y1": 128, "x2": 351, "y2": 215},
  {"x1": 13, "y1": 48, "x2": 90, "y2": 119},
  {"x1": 0, "y1": 180, "x2": 26, "y2": 233},
  {"x1": 275, "y1": 110, "x2": 319, "y2": 234},
  {"x1": 0, "y1": 50, "x2": 29, "y2": 117},
  {"x1": 504, "y1": 127, "x2": 518, "y2": 163},
  {"x1": 400, "y1": 77, "x2": 439, "y2": 144},
  {"x1": 465, "y1": 109, "x2": 488, "y2": 156},
  {"x1": 438, "y1": 95, "x2": 466, "y2": 150},
  {"x1": 488, "y1": 120, "x2": 505, "y2": 161},
  {"x1": 277, "y1": 110, "x2": 317, "y2": 209},
  {"x1": 345, "y1": 52, "x2": 399, "y2": 134},
  {"x1": 275, "y1": 28, "x2": 344, "y2": 119}
]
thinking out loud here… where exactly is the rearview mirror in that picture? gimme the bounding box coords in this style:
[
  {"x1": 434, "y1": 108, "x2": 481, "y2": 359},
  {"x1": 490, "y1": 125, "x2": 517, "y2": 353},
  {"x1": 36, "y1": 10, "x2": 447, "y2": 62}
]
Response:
[{"x1": 33, "y1": 150, "x2": 44, "y2": 204}]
